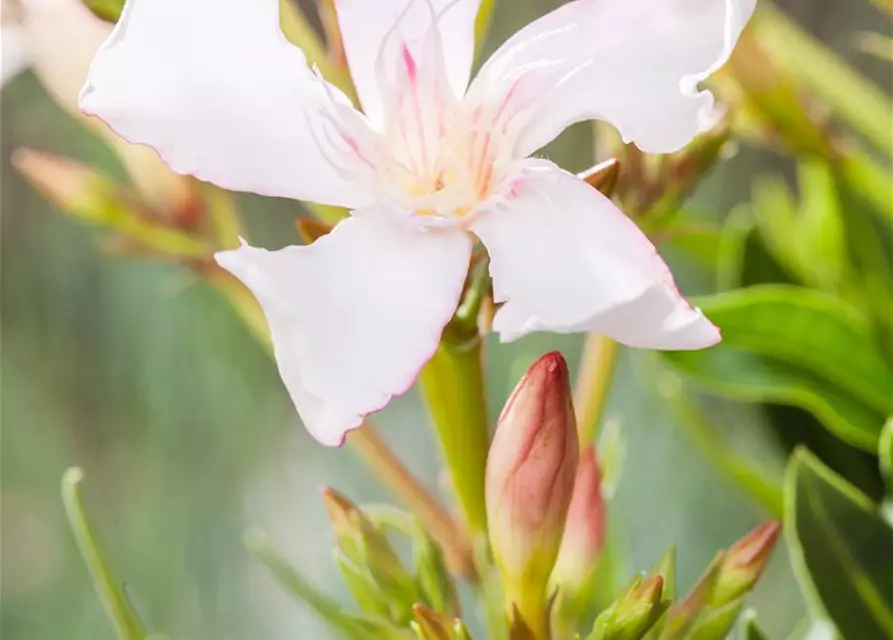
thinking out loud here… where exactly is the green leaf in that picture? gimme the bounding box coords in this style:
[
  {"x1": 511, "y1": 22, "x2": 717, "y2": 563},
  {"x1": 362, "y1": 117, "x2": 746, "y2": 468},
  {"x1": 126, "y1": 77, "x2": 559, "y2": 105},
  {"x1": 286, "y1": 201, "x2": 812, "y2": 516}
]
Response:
[
  {"x1": 61, "y1": 468, "x2": 147, "y2": 640},
  {"x1": 244, "y1": 528, "x2": 398, "y2": 640},
  {"x1": 663, "y1": 346, "x2": 885, "y2": 451},
  {"x1": 880, "y1": 419, "x2": 893, "y2": 525},
  {"x1": 751, "y1": 163, "x2": 847, "y2": 292},
  {"x1": 881, "y1": 419, "x2": 893, "y2": 491},
  {"x1": 694, "y1": 285, "x2": 893, "y2": 414},
  {"x1": 785, "y1": 449, "x2": 893, "y2": 640},
  {"x1": 753, "y1": 5, "x2": 893, "y2": 156},
  {"x1": 716, "y1": 210, "x2": 789, "y2": 292}
]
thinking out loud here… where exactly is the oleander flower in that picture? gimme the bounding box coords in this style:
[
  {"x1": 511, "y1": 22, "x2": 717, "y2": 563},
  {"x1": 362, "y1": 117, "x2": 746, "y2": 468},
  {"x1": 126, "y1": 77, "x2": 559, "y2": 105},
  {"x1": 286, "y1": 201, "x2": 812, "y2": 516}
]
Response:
[{"x1": 80, "y1": 0, "x2": 754, "y2": 445}]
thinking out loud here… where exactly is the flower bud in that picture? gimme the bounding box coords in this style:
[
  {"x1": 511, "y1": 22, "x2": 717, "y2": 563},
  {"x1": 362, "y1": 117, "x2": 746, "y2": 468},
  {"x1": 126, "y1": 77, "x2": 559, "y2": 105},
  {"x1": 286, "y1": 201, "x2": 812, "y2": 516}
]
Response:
[
  {"x1": 12, "y1": 149, "x2": 111, "y2": 220},
  {"x1": 322, "y1": 488, "x2": 417, "y2": 623},
  {"x1": 589, "y1": 575, "x2": 668, "y2": 640},
  {"x1": 549, "y1": 446, "x2": 606, "y2": 598},
  {"x1": 486, "y1": 351, "x2": 579, "y2": 638},
  {"x1": 411, "y1": 604, "x2": 452, "y2": 640},
  {"x1": 711, "y1": 521, "x2": 781, "y2": 606},
  {"x1": 580, "y1": 158, "x2": 621, "y2": 197}
]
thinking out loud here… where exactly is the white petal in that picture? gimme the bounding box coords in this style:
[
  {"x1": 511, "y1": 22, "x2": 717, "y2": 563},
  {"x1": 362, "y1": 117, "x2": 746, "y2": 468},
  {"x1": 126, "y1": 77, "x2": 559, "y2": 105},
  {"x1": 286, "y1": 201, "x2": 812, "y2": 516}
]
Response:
[
  {"x1": 216, "y1": 213, "x2": 472, "y2": 445},
  {"x1": 471, "y1": 162, "x2": 719, "y2": 349},
  {"x1": 1, "y1": 27, "x2": 30, "y2": 88},
  {"x1": 335, "y1": 0, "x2": 480, "y2": 127},
  {"x1": 80, "y1": 0, "x2": 378, "y2": 208},
  {"x1": 468, "y1": 0, "x2": 755, "y2": 156}
]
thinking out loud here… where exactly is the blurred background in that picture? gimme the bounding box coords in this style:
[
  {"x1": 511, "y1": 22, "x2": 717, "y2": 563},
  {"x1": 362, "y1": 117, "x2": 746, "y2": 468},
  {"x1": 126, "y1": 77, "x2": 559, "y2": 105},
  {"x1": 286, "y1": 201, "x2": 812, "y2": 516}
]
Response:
[{"x1": 1, "y1": 1, "x2": 890, "y2": 638}]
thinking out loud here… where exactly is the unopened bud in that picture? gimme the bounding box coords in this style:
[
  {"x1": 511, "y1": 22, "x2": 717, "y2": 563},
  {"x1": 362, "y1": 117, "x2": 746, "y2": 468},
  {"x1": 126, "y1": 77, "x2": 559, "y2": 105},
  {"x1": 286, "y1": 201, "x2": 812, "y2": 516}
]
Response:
[
  {"x1": 486, "y1": 351, "x2": 579, "y2": 638},
  {"x1": 411, "y1": 604, "x2": 452, "y2": 640},
  {"x1": 550, "y1": 446, "x2": 606, "y2": 598},
  {"x1": 322, "y1": 488, "x2": 417, "y2": 622},
  {"x1": 580, "y1": 158, "x2": 621, "y2": 198},
  {"x1": 589, "y1": 575, "x2": 668, "y2": 640},
  {"x1": 296, "y1": 217, "x2": 335, "y2": 244},
  {"x1": 13, "y1": 149, "x2": 110, "y2": 219},
  {"x1": 711, "y1": 521, "x2": 780, "y2": 606}
]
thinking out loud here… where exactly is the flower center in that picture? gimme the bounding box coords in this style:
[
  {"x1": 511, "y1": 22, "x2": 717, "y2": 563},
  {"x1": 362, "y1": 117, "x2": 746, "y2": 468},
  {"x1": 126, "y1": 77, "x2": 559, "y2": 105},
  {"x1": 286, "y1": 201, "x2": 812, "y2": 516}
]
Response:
[{"x1": 379, "y1": 101, "x2": 511, "y2": 220}]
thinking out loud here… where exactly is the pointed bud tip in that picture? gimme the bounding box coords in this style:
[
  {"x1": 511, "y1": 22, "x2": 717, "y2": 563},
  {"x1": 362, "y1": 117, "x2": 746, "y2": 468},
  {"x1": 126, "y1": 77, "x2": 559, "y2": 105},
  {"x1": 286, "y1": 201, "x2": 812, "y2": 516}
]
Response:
[
  {"x1": 580, "y1": 158, "x2": 621, "y2": 197},
  {"x1": 12, "y1": 149, "x2": 100, "y2": 210},
  {"x1": 728, "y1": 520, "x2": 781, "y2": 571},
  {"x1": 320, "y1": 487, "x2": 360, "y2": 530},
  {"x1": 635, "y1": 575, "x2": 664, "y2": 603}
]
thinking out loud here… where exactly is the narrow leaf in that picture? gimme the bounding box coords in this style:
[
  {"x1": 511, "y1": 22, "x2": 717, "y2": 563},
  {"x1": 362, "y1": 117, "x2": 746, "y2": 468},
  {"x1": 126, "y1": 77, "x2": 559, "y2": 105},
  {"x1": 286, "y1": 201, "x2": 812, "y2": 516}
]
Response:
[
  {"x1": 785, "y1": 449, "x2": 893, "y2": 640},
  {"x1": 663, "y1": 346, "x2": 886, "y2": 451},
  {"x1": 61, "y1": 468, "x2": 147, "y2": 640},
  {"x1": 694, "y1": 285, "x2": 893, "y2": 414}
]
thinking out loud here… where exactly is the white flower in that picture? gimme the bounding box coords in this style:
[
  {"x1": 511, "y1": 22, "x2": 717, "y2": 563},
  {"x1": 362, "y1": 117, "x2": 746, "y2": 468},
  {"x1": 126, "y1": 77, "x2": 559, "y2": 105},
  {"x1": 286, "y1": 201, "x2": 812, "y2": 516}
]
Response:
[{"x1": 80, "y1": 0, "x2": 754, "y2": 445}]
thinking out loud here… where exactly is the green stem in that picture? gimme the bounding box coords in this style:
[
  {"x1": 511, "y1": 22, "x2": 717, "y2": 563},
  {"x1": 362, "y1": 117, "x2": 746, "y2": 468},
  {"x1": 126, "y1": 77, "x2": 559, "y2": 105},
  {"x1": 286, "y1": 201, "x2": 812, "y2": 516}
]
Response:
[
  {"x1": 418, "y1": 333, "x2": 491, "y2": 535},
  {"x1": 574, "y1": 334, "x2": 620, "y2": 447},
  {"x1": 61, "y1": 468, "x2": 147, "y2": 640}
]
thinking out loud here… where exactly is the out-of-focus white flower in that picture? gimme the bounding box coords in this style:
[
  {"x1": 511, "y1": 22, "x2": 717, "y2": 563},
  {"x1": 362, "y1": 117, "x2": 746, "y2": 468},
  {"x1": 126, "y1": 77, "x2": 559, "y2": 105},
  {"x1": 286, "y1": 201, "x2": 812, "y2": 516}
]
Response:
[
  {"x1": 6, "y1": 0, "x2": 192, "y2": 212},
  {"x1": 1, "y1": 25, "x2": 28, "y2": 86},
  {"x1": 80, "y1": 0, "x2": 755, "y2": 445}
]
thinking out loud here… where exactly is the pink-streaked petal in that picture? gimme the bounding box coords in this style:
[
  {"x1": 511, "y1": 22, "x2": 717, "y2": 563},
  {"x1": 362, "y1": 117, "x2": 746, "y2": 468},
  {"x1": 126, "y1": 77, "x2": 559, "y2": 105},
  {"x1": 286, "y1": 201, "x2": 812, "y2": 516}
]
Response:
[
  {"x1": 80, "y1": 0, "x2": 378, "y2": 208},
  {"x1": 468, "y1": 0, "x2": 755, "y2": 156},
  {"x1": 216, "y1": 213, "x2": 472, "y2": 445},
  {"x1": 471, "y1": 162, "x2": 719, "y2": 349},
  {"x1": 335, "y1": 0, "x2": 480, "y2": 127}
]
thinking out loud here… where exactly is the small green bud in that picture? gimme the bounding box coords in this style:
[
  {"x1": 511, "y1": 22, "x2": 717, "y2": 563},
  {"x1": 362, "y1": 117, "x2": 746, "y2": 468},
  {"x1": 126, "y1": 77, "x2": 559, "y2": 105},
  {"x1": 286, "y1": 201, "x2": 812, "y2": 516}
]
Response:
[
  {"x1": 322, "y1": 488, "x2": 417, "y2": 623},
  {"x1": 711, "y1": 521, "x2": 780, "y2": 606},
  {"x1": 333, "y1": 549, "x2": 391, "y2": 619},
  {"x1": 413, "y1": 527, "x2": 458, "y2": 617},
  {"x1": 589, "y1": 575, "x2": 669, "y2": 640},
  {"x1": 662, "y1": 554, "x2": 722, "y2": 639}
]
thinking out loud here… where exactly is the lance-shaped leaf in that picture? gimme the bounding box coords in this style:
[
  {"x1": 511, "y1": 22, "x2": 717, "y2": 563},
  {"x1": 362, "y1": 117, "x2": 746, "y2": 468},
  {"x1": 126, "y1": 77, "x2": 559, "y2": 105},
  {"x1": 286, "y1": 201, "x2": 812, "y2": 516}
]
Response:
[
  {"x1": 692, "y1": 285, "x2": 893, "y2": 415},
  {"x1": 244, "y1": 528, "x2": 400, "y2": 640},
  {"x1": 786, "y1": 449, "x2": 893, "y2": 640},
  {"x1": 663, "y1": 345, "x2": 885, "y2": 452},
  {"x1": 751, "y1": 5, "x2": 893, "y2": 156},
  {"x1": 881, "y1": 419, "x2": 893, "y2": 526},
  {"x1": 61, "y1": 468, "x2": 148, "y2": 640}
]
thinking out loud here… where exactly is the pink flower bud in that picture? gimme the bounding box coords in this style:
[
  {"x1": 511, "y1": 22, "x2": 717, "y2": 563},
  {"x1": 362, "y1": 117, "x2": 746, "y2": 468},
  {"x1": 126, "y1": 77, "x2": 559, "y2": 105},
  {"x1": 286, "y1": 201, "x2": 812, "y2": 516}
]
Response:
[
  {"x1": 549, "y1": 446, "x2": 605, "y2": 596},
  {"x1": 486, "y1": 351, "x2": 579, "y2": 636},
  {"x1": 712, "y1": 520, "x2": 781, "y2": 605}
]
